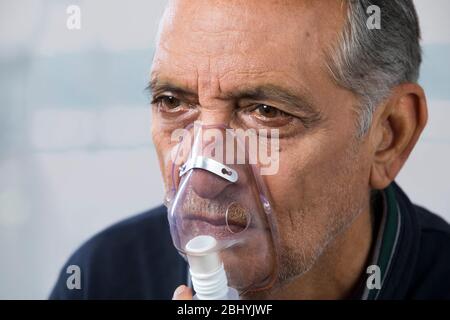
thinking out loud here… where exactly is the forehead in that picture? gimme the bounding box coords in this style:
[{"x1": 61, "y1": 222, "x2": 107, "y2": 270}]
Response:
[{"x1": 152, "y1": 0, "x2": 345, "y2": 92}]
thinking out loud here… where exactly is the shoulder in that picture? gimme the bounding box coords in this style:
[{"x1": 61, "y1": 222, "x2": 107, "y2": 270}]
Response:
[
  {"x1": 49, "y1": 205, "x2": 186, "y2": 299},
  {"x1": 410, "y1": 204, "x2": 450, "y2": 299},
  {"x1": 82, "y1": 205, "x2": 170, "y2": 253},
  {"x1": 70, "y1": 205, "x2": 171, "y2": 267},
  {"x1": 415, "y1": 205, "x2": 450, "y2": 235}
]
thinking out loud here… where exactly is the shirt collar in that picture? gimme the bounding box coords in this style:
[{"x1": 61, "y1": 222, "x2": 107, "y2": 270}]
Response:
[{"x1": 362, "y1": 184, "x2": 402, "y2": 300}]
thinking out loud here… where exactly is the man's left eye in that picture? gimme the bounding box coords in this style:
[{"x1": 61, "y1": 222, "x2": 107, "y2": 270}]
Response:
[{"x1": 251, "y1": 104, "x2": 289, "y2": 119}]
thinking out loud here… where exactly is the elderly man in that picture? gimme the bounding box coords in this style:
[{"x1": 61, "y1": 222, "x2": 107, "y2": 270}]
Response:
[{"x1": 50, "y1": 0, "x2": 450, "y2": 300}]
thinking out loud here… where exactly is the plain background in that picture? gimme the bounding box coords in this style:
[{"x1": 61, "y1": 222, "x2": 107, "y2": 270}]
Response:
[{"x1": 0, "y1": 0, "x2": 449, "y2": 299}]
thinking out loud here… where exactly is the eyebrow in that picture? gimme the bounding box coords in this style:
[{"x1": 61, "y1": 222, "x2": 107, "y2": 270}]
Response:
[
  {"x1": 146, "y1": 79, "x2": 197, "y2": 100},
  {"x1": 226, "y1": 84, "x2": 320, "y2": 119},
  {"x1": 147, "y1": 78, "x2": 322, "y2": 123}
]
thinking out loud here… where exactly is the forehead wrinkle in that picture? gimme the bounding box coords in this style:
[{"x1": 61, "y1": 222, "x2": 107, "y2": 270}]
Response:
[
  {"x1": 186, "y1": 0, "x2": 268, "y2": 34},
  {"x1": 162, "y1": 1, "x2": 316, "y2": 58},
  {"x1": 151, "y1": 67, "x2": 317, "y2": 108},
  {"x1": 217, "y1": 69, "x2": 314, "y2": 99},
  {"x1": 153, "y1": 0, "x2": 347, "y2": 106},
  {"x1": 157, "y1": 2, "x2": 341, "y2": 82}
]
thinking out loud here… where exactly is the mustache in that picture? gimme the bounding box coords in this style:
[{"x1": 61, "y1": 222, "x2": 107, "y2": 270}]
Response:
[
  {"x1": 182, "y1": 188, "x2": 230, "y2": 215},
  {"x1": 179, "y1": 187, "x2": 275, "y2": 233},
  {"x1": 181, "y1": 187, "x2": 251, "y2": 229}
]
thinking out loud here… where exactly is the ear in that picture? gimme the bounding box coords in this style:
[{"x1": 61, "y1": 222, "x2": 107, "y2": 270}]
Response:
[{"x1": 369, "y1": 83, "x2": 428, "y2": 190}]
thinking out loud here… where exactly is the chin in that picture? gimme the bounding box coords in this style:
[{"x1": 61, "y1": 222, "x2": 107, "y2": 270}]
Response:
[{"x1": 220, "y1": 237, "x2": 277, "y2": 293}]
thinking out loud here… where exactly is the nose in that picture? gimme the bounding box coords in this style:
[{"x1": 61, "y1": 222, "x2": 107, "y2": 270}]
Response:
[
  {"x1": 183, "y1": 123, "x2": 237, "y2": 199},
  {"x1": 190, "y1": 169, "x2": 232, "y2": 199}
]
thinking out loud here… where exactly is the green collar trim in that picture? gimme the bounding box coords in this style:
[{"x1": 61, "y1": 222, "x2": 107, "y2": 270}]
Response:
[{"x1": 366, "y1": 184, "x2": 401, "y2": 300}]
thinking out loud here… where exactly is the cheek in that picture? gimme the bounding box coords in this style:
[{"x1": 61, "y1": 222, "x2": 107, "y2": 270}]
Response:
[
  {"x1": 263, "y1": 135, "x2": 370, "y2": 235},
  {"x1": 152, "y1": 128, "x2": 177, "y2": 189}
]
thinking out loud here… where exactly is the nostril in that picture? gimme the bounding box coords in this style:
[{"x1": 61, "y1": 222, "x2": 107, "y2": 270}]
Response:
[{"x1": 190, "y1": 169, "x2": 232, "y2": 199}]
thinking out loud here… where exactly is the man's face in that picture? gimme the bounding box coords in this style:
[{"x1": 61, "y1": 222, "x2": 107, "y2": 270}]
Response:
[{"x1": 151, "y1": 0, "x2": 373, "y2": 290}]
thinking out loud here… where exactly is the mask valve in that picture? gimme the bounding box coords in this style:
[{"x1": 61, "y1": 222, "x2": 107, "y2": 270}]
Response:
[{"x1": 186, "y1": 235, "x2": 239, "y2": 300}]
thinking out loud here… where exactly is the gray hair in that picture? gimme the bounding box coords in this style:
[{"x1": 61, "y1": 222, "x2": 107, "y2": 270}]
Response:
[{"x1": 325, "y1": 0, "x2": 422, "y2": 137}]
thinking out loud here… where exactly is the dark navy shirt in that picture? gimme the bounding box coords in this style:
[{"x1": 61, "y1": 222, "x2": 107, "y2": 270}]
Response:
[{"x1": 49, "y1": 182, "x2": 450, "y2": 299}]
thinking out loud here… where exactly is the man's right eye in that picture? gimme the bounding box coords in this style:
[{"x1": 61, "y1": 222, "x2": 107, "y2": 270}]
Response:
[
  {"x1": 151, "y1": 94, "x2": 200, "y2": 123},
  {"x1": 153, "y1": 95, "x2": 183, "y2": 111}
]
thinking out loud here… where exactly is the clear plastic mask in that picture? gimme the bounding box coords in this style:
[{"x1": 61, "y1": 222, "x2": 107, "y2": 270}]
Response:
[{"x1": 165, "y1": 121, "x2": 279, "y2": 294}]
